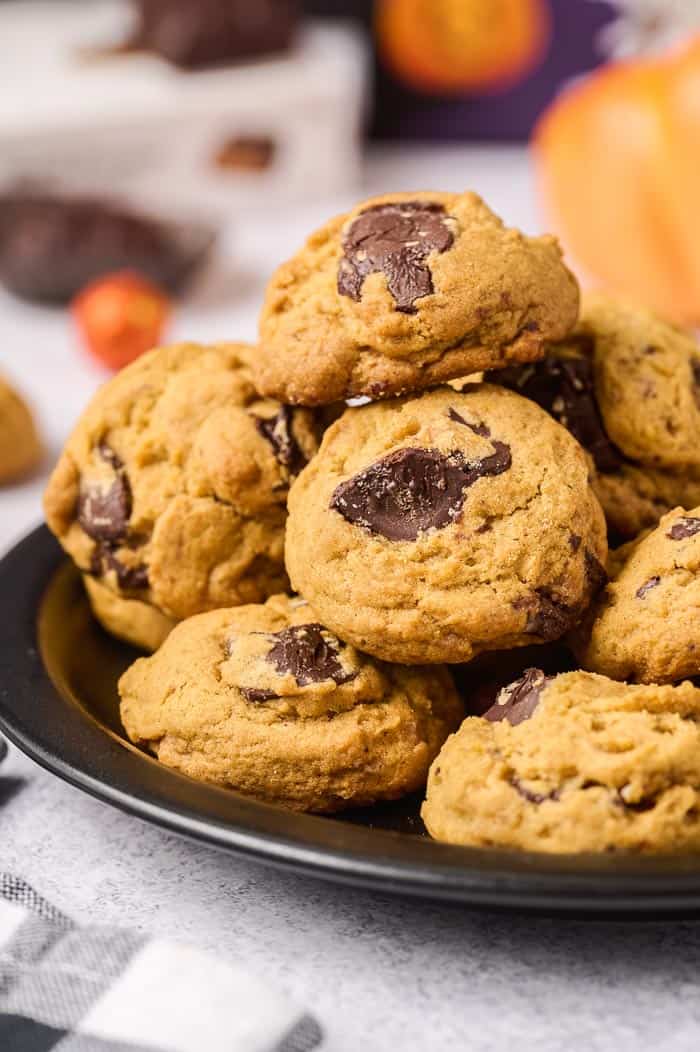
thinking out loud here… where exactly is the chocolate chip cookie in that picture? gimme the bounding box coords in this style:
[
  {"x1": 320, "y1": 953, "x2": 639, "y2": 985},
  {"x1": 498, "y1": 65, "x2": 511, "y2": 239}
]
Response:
[
  {"x1": 256, "y1": 191, "x2": 579, "y2": 405},
  {"x1": 489, "y1": 292, "x2": 700, "y2": 538},
  {"x1": 44, "y1": 343, "x2": 319, "y2": 650},
  {"x1": 573, "y1": 506, "x2": 700, "y2": 684},
  {"x1": 422, "y1": 670, "x2": 700, "y2": 853},
  {"x1": 0, "y1": 374, "x2": 42, "y2": 484},
  {"x1": 285, "y1": 385, "x2": 607, "y2": 664},
  {"x1": 119, "y1": 594, "x2": 464, "y2": 812}
]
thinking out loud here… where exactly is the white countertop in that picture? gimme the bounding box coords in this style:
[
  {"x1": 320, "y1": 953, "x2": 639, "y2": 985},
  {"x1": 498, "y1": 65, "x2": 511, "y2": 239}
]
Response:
[{"x1": 3, "y1": 146, "x2": 700, "y2": 1052}]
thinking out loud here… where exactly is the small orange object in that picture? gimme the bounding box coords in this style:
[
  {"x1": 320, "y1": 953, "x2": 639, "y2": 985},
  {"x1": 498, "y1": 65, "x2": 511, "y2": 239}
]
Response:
[
  {"x1": 375, "y1": 0, "x2": 551, "y2": 96},
  {"x1": 534, "y1": 35, "x2": 700, "y2": 327},
  {"x1": 71, "y1": 271, "x2": 171, "y2": 370}
]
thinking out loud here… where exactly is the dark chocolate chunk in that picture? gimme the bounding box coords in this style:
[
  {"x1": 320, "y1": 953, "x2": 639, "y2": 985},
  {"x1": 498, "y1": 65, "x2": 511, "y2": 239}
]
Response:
[
  {"x1": 0, "y1": 187, "x2": 214, "y2": 304},
  {"x1": 338, "y1": 201, "x2": 454, "y2": 313},
  {"x1": 78, "y1": 478, "x2": 132, "y2": 544},
  {"x1": 131, "y1": 0, "x2": 298, "y2": 70},
  {"x1": 89, "y1": 542, "x2": 149, "y2": 590},
  {"x1": 330, "y1": 441, "x2": 511, "y2": 542},
  {"x1": 584, "y1": 549, "x2": 608, "y2": 596},
  {"x1": 240, "y1": 686, "x2": 279, "y2": 703},
  {"x1": 483, "y1": 668, "x2": 550, "y2": 726},
  {"x1": 692, "y1": 360, "x2": 700, "y2": 411},
  {"x1": 667, "y1": 516, "x2": 700, "y2": 540},
  {"x1": 255, "y1": 405, "x2": 307, "y2": 477},
  {"x1": 447, "y1": 407, "x2": 490, "y2": 437},
  {"x1": 569, "y1": 533, "x2": 582, "y2": 552},
  {"x1": 514, "y1": 593, "x2": 576, "y2": 641},
  {"x1": 510, "y1": 776, "x2": 560, "y2": 805},
  {"x1": 636, "y1": 575, "x2": 661, "y2": 599},
  {"x1": 489, "y1": 353, "x2": 622, "y2": 473},
  {"x1": 265, "y1": 623, "x2": 354, "y2": 688}
]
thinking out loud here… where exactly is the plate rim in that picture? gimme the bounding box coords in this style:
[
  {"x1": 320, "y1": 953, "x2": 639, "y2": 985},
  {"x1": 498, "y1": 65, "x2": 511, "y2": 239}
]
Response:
[{"x1": 5, "y1": 525, "x2": 700, "y2": 912}]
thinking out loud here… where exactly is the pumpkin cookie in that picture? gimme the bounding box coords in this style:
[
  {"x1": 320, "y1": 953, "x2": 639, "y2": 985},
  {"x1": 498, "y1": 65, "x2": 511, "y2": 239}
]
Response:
[
  {"x1": 489, "y1": 292, "x2": 700, "y2": 537},
  {"x1": 44, "y1": 343, "x2": 319, "y2": 650},
  {"x1": 423, "y1": 670, "x2": 700, "y2": 853},
  {"x1": 119, "y1": 594, "x2": 463, "y2": 812},
  {"x1": 0, "y1": 374, "x2": 42, "y2": 483},
  {"x1": 574, "y1": 506, "x2": 700, "y2": 684},
  {"x1": 285, "y1": 385, "x2": 607, "y2": 664},
  {"x1": 256, "y1": 190, "x2": 579, "y2": 405}
]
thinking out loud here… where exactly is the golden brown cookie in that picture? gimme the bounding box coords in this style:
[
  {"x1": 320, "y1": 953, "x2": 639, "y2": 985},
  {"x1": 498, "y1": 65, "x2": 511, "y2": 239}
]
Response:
[
  {"x1": 119, "y1": 594, "x2": 464, "y2": 812},
  {"x1": 83, "y1": 574, "x2": 176, "y2": 652},
  {"x1": 573, "y1": 506, "x2": 700, "y2": 684},
  {"x1": 256, "y1": 191, "x2": 579, "y2": 405},
  {"x1": 489, "y1": 292, "x2": 700, "y2": 538},
  {"x1": 0, "y1": 374, "x2": 42, "y2": 483},
  {"x1": 423, "y1": 670, "x2": 700, "y2": 854},
  {"x1": 285, "y1": 385, "x2": 607, "y2": 664},
  {"x1": 44, "y1": 343, "x2": 319, "y2": 650}
]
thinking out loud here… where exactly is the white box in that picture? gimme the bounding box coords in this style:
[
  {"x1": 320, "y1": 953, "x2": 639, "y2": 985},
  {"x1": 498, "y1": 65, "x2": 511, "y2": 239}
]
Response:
[{"x1": 0, "y1": 0, "x2": 369, "y2": 218}]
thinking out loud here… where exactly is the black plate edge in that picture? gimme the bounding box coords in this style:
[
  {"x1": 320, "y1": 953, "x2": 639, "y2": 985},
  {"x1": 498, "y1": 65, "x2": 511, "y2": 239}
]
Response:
[{"x1": 5, "y1": 526, "x2": 700, "y2": 911}]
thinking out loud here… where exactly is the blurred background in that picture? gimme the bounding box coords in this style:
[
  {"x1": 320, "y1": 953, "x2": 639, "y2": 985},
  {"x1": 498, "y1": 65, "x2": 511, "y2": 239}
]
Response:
[{"x1": 3, "y1": 0, "x2": 700, "y2": 543}]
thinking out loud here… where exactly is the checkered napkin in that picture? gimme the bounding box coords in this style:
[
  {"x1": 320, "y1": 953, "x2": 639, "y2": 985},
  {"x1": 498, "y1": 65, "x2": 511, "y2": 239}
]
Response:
[{"x1": 0, "y1": 875, "x2": 323, "y2": 1052}]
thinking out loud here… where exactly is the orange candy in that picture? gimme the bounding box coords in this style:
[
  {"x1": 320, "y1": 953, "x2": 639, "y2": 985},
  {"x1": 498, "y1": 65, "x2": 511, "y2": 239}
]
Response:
[
  {"x1": 534, "y1": 36, "x2": 700, "y2": 327},
  {"x1": 375, "y1": 0, "x2": 551, "y2": 96},
  {"x1": 72, "y1": 272, "x2": 171, "y2": 371}
]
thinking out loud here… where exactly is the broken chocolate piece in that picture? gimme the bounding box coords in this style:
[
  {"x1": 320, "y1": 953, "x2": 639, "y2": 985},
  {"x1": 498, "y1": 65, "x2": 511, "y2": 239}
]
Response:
[
  {"x1": 330, "y1": 441, "x2": 511, "y2": 542},
  {"x1": 510, "y1": 776, "x2": 560, "y2": 805},
  {"x1": 514, "y1": 592, "x2": 576, "y2": 641},
  {"x1": 255, "y1": 405, "x2": 307, "y2": 477},
  {"x1": 636, "y1": 576, "x2": 661, "y2": 599},
  {"x1": 490, "y1": 353, "x2": 622, "y2": 473},
  {"x1": 338, "y1": 201, "x2": 454, "y2": 314},
  {"x1": 667, "y1": 516, "x2": 700, "y2": 540},
  {"x1": 483, "y1": 668, "x2": 550, "y2": 726},
  {"x1": 265, "y1": 623, "x2": 354, "y2": 688},
  {"x1": 78, "y1": 471, "x2": 132, "y2": 544},
  {"x1": 240, "y1": 686, "x2": 279, "y2": 703}
]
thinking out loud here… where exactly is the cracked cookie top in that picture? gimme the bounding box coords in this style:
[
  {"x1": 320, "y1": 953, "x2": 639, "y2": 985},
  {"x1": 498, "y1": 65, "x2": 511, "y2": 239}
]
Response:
[
  {"x1": 285, "y1": 384, "x2": 607, "y2": 664},
  {"x1": 573, "y1": 505, "x2": 700, "y2": 685},
  {"x1": 118, "y1": 594, "x2": 463, "y2": 812},
  {"x1": 422, "y1": 670, "x2": 700, "y2": 853},
  {"x1": 256, "y1": 190, "x2": 579, "y2": 405},
  {"x1": 44, "y1": 343, "x2": 320, "y2": 638}
]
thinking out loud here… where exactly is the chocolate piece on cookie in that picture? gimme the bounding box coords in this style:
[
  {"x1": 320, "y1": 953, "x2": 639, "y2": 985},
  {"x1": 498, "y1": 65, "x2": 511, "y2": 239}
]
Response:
[
  {"x1": 119, "y1": 594, "x2": 464, "y2": 812},
  {"x1": 423, "y1": 671, "x2": 700, "y2": 853},
  {"x1": 285, "y1": 384, "x2": 606, "y2": 664},
  {"x1": 257, "y1": 190, "x2": 579, "y2": 405},
  {"x1": 44, "y1": 343, "x2": 319, "y2": 650},
  {"x1": 573, "y1": 505, "x2": 700, "y2": 684}
]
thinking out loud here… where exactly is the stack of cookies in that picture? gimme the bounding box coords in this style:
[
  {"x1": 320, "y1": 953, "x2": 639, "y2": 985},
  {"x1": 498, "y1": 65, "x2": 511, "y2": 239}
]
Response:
[{"x1": 45, "y1": 190, "x2": 700, "y2": 854}]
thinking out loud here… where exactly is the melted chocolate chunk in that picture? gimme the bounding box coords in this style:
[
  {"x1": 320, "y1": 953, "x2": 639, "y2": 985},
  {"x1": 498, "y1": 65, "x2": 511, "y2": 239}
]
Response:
[
  {"x1": 330, "y1": 442, "x2": 511, "y2": 542},
  {"x1": 514, "y1": 593, "x2": 576, "y2": 641},
  {"x1": 265, "y1": 623, "x2": 354, "y2": 688},
  {"x1": 510, "y1": 776, "x2": 560, "y2": 805},
  {"x1": 240, "y1": 686, "x2": 279, "y2": 703},
  {"x1": 569, "y1": 533, "x2": 582, "y2": 552},
  {"x1": 255, "y1": 406, "x2": 307, "y2": 477},
  {"x1": 78, "y1": 444, "x2": 133, "y2": 544},
  {"x1": 584, "y1": 549, "x2": 608, "y2": 596},
  {"x1": 667, "y1": 516, "x2": 700, "y2": 540},
  {"x1": 483, "y1": 668, "x2": 550, "y2": 726},
  {"x1": 636, "y1": 575, "x2": 661, "y2": 599},
  {"x1": 490, "y1": 354, "x2": 622, "y2": 473},
  {"x1": 338, "y1": 201, "x2": 454, "y2": 314},
  {"x1": 90, "y1": 543, "x2": 149, "y2": 590},
  {"x1": 447, "y1": 407, "x2": 490, "y2": 437}
]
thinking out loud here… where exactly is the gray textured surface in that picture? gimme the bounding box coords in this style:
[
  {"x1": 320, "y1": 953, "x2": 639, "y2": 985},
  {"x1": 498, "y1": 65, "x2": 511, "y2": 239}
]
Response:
[{"x1": 3, "y1": 147, "x2": 700, "y2": 1050}]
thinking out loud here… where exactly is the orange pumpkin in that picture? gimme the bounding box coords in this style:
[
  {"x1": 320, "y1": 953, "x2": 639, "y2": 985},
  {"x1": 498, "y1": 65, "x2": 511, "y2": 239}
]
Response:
[
  {"x1": 534, "y1": 36, "x2": 700, "y2": 327},
  {"x1": 375, "y1": 0, "x2": 551, "y2": 96}
]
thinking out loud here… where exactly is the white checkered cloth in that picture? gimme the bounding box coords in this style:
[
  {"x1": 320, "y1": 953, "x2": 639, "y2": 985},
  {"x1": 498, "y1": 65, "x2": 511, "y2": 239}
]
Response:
[{"x1": 0, "y1": 875, "x2": 323, "y2": 1052}]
